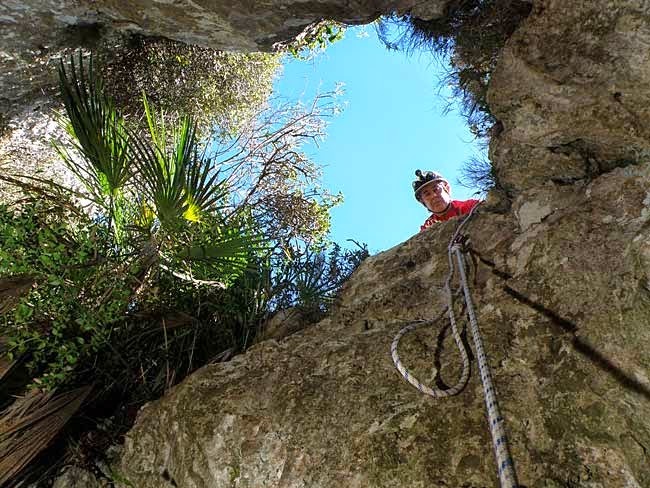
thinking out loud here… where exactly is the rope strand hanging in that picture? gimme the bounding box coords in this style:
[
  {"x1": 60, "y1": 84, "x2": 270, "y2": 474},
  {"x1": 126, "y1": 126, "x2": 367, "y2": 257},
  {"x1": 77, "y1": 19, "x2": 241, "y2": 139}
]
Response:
[{"x1": 391, "y1": 203, "x2": 520, "y2": 488}]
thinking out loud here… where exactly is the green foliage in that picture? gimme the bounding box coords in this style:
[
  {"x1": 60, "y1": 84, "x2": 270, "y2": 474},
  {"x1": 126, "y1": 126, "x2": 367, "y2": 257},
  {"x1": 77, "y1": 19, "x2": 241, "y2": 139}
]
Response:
[
  {"x1": 169, "y1": 214, "x2": 263, "y2": 287},
  {"x1": 57, "y1": 53, "x2": 257, "y2": 276},
  {"x1": 0, "y1": 53, "x2": 266, "y2": 390},
  {"x1": 1, "y1": 45, "x2": 360, "y2": 488},
  {"x1": 54, "y1": 53, "x2": 134, "y2": 242},
  {"x1": 378, "y1": 1, "x2": 532, "y2": 139},
  {"x1": 100, "y1": 36, "x2": 281, "y2": 134},
  {"x1": 55, "y1": 55, "x2": 132, "y2": 199},
  {"x1": 206, "y1": 258, "x2": 273, "y2": 351},
  {"x1": 133, "y1": 94, "x2": 226, "y2": 229},
  {"x1": 272, "y1": 241, "x2": 369, "y2": 314},
  {"x1": 0, "y1": 202, "x2": 131, "y2": 389},
  {"x1": 1, "y1": 53, "x2": 353, "y2": 393},
  {"x1": 286, "y1": 21, "x2": 346, "y2": 59}
]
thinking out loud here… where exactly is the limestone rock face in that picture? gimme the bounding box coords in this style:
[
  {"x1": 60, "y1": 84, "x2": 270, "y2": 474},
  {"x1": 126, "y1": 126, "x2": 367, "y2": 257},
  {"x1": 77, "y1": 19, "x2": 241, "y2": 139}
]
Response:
[
  {"x1": 0, "y1": 0, "x2": 449, "y2": 117},
  {"x1": 111, "y1": 8, "x2": 650, "y2": 481},
  {"x1": 89, "y1": 0, "x2": 427, "y2": 50},
  {"x1": 4, "y1": 0, "x2": 650, "y2": 486},
  {"x1": 119, "y1": 164, "x2": 650, "y2": 487},
  {"x1": 52, "y1": 467, "x2": 105, "y2": 488},
  {"x1": 488, "y1": 0, "x2": 650, "y2": 193}
]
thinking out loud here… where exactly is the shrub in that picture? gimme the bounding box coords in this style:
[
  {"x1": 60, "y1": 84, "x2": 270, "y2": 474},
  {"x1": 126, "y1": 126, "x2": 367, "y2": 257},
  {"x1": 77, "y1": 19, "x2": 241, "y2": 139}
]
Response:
[
  {"x1": 100, "y1": 36, "x2": 281, "y2": 134},
  {"x1": 271, "y1": 241, "x2": 369, "y2": 316},
  {"x1": 280, "y1": 20, "x2": 346, "y2": 59},
  {"x1": 2, "y1": 53, "x2": 356, "y2": 392},
  {"x1": 0, "y1": 202, "x2": 132, "y2": 389},
  {"x1": 457, "y1": 153, "x2": 497, "y2": 196}
]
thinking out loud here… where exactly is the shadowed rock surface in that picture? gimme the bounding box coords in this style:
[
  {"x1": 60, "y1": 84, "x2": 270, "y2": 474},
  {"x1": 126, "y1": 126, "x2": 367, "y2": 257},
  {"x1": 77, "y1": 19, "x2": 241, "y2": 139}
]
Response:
[{"x1": 488, "y1": 0, "x2": 650, "y2": 193}]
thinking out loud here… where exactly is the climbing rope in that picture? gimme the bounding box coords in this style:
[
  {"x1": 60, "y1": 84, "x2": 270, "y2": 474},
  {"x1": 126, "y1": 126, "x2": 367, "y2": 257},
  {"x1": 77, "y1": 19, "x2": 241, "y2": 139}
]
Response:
[
  {"x1": 390, "y1": 250, "x2": 470, "y2": 397},
  {"x1": 391, "y1": 203, "x2": 520, "y2": 488}
]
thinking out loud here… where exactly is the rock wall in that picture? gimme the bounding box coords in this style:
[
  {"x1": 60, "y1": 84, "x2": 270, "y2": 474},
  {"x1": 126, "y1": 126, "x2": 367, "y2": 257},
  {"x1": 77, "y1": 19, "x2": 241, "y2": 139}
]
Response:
[
  {"x1": 116, "y1": 0, "x2": 650, "y2": 486},
  {"x1": 3, "y1": 0, "x2": 650, "y2": 486},
  {"x1": 488, "y1": 0, "x2": 650, "y2": 193},
  {"x1": 118, "y1": 164, "x2": 650, "y2": 487}
]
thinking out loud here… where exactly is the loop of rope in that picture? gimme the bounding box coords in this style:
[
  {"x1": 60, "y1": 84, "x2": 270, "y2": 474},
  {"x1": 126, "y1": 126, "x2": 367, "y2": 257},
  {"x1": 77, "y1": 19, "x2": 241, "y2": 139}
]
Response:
[
  {"x1": 391, "y1": 203, "x2": 480, "y2": 398},
  {"x1": 390, "y1": 309, "x2": 470, "y2": 397},
  {"x1": 390, "y1": 203, "x2": 520, "y2": 487}
]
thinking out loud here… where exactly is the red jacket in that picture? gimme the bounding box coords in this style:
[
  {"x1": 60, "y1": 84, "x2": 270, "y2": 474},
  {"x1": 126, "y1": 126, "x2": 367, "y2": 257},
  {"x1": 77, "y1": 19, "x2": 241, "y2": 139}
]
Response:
[{"x1": 420, "y1": 199, "x2": 480, "y2": 232}]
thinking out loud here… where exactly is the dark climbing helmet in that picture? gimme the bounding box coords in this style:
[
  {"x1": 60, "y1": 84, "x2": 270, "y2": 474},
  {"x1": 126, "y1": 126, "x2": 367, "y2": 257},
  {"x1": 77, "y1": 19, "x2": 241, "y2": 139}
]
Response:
[{"x1": 412, "y1": 169, "x2": 448, "y2": 201}]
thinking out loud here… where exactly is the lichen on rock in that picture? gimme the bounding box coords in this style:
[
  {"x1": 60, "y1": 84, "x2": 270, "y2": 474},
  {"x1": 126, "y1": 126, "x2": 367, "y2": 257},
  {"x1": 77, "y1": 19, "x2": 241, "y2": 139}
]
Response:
[
  {"x1": 118, "y1": 164, "x2": 650, "y2": 486},
  {"x1": 488, "y1": 0, "x2": 650, "y2": 194}
]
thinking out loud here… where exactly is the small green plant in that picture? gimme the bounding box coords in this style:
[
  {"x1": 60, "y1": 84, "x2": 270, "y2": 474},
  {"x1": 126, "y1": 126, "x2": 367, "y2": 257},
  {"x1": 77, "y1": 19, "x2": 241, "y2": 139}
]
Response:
[
  {"x1": 54, "y1": 54, "x2": 133, "y2": 240},
  {"x1": 100, "y1": 36, "x2": 281, "y2": 134},
  {"x1": 0, "y1": 202, "x2": 132, "y2": 389},
  {"x1": 286, "y1": 21, "x2": 346, "y2": 59},
  {"x1": 56, "y1": 53, "x2": 260, "y2": 282},
  {"x1": 271, "y1": 240, "x2": 369, "y2": 315}
]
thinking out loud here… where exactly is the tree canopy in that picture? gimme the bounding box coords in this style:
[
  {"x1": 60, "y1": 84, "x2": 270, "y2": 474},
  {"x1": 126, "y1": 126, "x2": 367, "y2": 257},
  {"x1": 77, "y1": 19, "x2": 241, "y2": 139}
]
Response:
[{"x1": 101, "y1": 36, "x2": 282, "y2": 134}]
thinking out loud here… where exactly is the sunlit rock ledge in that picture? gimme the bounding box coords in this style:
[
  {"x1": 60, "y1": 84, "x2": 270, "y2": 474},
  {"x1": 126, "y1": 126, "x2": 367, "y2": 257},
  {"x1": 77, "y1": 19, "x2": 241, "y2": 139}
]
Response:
[{"x1": 118, "y1": 164, "x2": 650, "y2": 487}]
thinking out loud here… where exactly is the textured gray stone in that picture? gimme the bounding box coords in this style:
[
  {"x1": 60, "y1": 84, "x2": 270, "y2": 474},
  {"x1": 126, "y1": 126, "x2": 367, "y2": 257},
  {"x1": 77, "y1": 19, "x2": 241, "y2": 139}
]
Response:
[
  {"x1": 119, "y1": 165, "x2": 650, "y2": 487},
  {"x1": 52, "y1": 467, "x2": 105, "y2": 488},
  {"x1": 487, "y1": 0, "x2": 650, "y2": 193}
]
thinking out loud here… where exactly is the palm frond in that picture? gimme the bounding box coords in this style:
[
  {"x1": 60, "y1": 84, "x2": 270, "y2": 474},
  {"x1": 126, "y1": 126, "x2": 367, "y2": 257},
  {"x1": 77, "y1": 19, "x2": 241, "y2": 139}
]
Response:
[
  {"x1": 133, "y1": 139, "x2": 188, "y2": 228},
  {"x1": 0, "y1": 386, "x2": 91, "y2": 486},
  {"x1": 184, "y1": 155, "x2": 228, "y2": 222},
  {"x1": 55, "y1": 53, "x2": 132, "y2": 202},
  {"x1": 182, "y1": 234, "x2": 256, "y2": 266},
  {"x1": 170, "y1": 225, "x2": 266, "y2": 286},
  {"x1": 134, "y1": 95, "x2": 228, "y2": 228}
]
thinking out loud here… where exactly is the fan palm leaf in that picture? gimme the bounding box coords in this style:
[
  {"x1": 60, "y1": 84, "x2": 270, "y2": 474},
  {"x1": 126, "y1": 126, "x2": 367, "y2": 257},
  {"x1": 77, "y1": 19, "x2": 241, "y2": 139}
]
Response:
[
  {"x1": 184, "y1": 153, "x2": 228, "y2": 223},
  {"x1": 181, "y1": 234, "x2": 258, "y2": 271},
  {"x1": 166, "y1": 221, "x2": 266, "y2": 287},
  {"x1": 54, "y1": 53, "x2": 132, "y2": 202},
  {"x1": 131, "y1": 133, "x2": 187, "y2": 227},
  {"x1": 133, "y1": 95, "x2": 228, "y2": 228}
]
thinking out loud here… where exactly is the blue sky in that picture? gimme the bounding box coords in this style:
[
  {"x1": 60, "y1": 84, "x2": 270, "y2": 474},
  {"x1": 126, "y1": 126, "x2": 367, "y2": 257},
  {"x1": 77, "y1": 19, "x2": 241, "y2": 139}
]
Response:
[{"x1": 274, "y1": 26, "x2": 483, "y2": 253}]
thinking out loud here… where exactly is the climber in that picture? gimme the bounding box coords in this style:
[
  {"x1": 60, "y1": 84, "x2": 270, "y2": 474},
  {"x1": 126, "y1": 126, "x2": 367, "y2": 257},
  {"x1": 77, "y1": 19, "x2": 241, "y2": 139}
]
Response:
[{"x1": 413, "y1": 169, "x2": 481, "y2": 231}]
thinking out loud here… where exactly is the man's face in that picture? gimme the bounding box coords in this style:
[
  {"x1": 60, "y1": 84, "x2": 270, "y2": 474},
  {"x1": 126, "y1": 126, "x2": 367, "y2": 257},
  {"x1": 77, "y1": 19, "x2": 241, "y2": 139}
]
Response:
[{"x1": 418, "y1": 180, "x2": 451, "y2": 213}]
